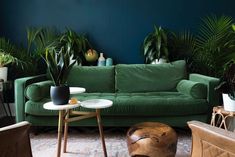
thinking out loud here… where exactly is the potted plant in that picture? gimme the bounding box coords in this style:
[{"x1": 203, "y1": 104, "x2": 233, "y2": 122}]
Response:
[
  {"x1": 215, "y1": 60, "x2": 235, "y2": 111},
  {"x1": 43, "y1": 44, "x2": 76, "y2": 105},
  {"x1": 0, "y1": 48, "x2": 25, "y2": 81},
  {"x1": 143, "y1": 25, "x2": 169, "y2": 64}
]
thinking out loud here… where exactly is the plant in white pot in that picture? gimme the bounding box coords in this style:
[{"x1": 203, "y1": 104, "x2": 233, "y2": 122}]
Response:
[
  {"x1": 43, "y1": 44, "x2": 76, "y2": 105},
  {"x1": 0, "y1": 50, "x2": 24, "y2": 81},
  {"x1": 0, "y1": 38, "x2": 26, "y2": 81},
  {"x1": 215, "y1": 61, "x2": 235, "y2": 111},
  {"x1": 143, "y1": 25, "x2": 169, "y2": 64}
]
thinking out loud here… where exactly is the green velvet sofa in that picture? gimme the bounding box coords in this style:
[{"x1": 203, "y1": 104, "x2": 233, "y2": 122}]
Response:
[{"x1": 15, "y1": 60, "x2": 220, "y2": 127}]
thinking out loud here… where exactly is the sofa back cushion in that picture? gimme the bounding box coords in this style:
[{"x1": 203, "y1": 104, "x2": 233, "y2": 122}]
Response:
[
  {"x1": 115, "y1": 60, "x2": 187, "y2": 92},
  {"x1": 67, "y1": 66, "x2": 115, "y2": 93}
]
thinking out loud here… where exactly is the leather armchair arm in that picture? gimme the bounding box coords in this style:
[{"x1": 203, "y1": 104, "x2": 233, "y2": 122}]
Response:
[{"x1": 188, "y1": 120, "x2": 235, "y2": 157}]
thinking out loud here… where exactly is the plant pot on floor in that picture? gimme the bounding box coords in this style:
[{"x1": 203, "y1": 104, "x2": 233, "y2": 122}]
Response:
[
  {"x1": 222, "y1": 94, "x2": 235, "y2": 111},
  {"x1": 151, "y1": 58, "x2": 167, "y2": 64},
  {"x1": 50, "y1": 86, "x2": 70, "y2": 105},
  {"x1": 0, "y1": 67, "x2": 8, "y2": 82}
]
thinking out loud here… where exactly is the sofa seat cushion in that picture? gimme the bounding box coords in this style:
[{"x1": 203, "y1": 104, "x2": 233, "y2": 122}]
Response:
[{"x1": 25, "y1": 92, "x2": 208, "y2": 117}]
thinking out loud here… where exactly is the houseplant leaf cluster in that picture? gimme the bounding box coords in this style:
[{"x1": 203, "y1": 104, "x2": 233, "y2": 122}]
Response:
[
  {"x1": 143, "y1": 26, "x2": 168, "y2": 64},
  {"x1": 193, "y1": 15, "x2": 235, "y2": 77},
  {"x1": 44, "y1": 44, "x2": 76, "y2": 86},
  {"x1": 215, "y1": 61, "x2": 235, "y2": 99},
  {"x1": 0, "y1": 37, "x2": 26, "y2": 69}
]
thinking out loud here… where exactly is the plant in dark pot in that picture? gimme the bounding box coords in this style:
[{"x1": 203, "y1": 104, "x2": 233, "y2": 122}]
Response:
[
  {"x1": 215, "y1": 61, "x2": 235, "y2": 111},
  {"x1": 143, "y1": 25, "x2": 168, "y2": 64},
  {"x1": 43, "y1": 44, "x2": 76, "y2": 105}
]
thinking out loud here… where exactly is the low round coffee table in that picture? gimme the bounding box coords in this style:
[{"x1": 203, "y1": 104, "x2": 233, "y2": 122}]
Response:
[
  {"x1": 127, "y1": 122, "x2": 178, "y2": 157},
  {"x1": 81, "y1": 99, "x2": 113, "y2": 157}
]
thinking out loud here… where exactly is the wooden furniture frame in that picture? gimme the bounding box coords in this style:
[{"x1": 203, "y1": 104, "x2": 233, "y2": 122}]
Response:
[
  {"x1": 188, "y1": 120, "x2": 235, "y2": 157},
  {"x1": 62, "y1": 109, "x2": 107, "y2": 157},
  {"x1": 44, "y1": 99, "x2": 113, "y2": 157},
  {"x1": 210, "y1": 106, "x2": 235, "y2": 131}
]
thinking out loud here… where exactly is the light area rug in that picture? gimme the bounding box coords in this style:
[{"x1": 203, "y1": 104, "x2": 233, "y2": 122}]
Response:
[{"x1": 30, "y1": 128, "x2": 191, "y2": 157}]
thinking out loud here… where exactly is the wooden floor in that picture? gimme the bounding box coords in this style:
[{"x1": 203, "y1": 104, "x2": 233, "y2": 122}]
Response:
[{"x1": 0, "y1": 116, "x2": 15, "y2": 127}]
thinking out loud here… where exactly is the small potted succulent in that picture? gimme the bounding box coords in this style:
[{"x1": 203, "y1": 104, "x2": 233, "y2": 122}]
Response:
[
  {"x1": 143, "y1": 25, "x2": 169, "y2": 64},
  {"x1": 43, "y1": 44, "x2": 76, "y2": 105},
  {"x1": 215, "y1": 60, "x2": 235, "y2": 111}
]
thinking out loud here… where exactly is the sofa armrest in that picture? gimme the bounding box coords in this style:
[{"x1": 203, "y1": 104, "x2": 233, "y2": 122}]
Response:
[
  {"x1": 187, "y1": 121, "x2": 235, "y2": 157},
  {"x1": 189, "y1": 73, "x2": 221, "y2": 107},
  {"x1": 14, "y1": 74, "x2": 48, "y2": 122}
]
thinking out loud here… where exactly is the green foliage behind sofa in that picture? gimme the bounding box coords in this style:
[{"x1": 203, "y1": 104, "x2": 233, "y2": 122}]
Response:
[{"x1": 15, "y1": 60, "x2": 221, "y2": 127}]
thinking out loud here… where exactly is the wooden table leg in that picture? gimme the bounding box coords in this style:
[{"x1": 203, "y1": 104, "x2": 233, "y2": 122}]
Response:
[
  {"x1": 63, "y1": 110, "x2": 69, "y2": 153},
  {"x1": 96, "y1": 109, "x2": 107, "y2": 157},
  {"x1": 57, "y1": 110, "x2": 64, "y2": 157}
]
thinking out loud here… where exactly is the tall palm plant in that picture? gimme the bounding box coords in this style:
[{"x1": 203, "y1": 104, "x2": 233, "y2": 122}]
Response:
[
  {"x1": 194, "y1": 15, "x2": 235, "y2": 77},
  {"x1": 27, "y1": 27, "x2": 59, "y2": 57},
  {"x1": 167, "y1": 31, "x2": 197, "y2": 73}
]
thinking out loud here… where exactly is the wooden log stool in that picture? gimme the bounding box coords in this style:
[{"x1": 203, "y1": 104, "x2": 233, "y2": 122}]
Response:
[{"x1": 127, "y1": 122, "x2": 178, "y2": 157}]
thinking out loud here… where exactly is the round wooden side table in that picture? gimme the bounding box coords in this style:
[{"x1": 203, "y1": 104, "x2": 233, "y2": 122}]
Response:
[
  {"x1": 210, "y1": 106, "x2": 235, "y2": 131},
  {"x1": 126, "y1": 122, "x2": 178, "y2": 157}
]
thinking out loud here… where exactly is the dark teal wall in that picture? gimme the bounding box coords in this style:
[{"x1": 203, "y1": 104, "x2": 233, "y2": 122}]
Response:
[{"x1": 1, "y1": 0, "x2": 235, "y2": 63}]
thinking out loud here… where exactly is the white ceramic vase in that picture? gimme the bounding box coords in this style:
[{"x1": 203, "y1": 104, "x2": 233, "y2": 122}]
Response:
[
  {"x1": 222, "y1": 93, "x2": 235, "y2": 111},
  {"x1": 97, "y1": 53, "x2": 106, "y2": 66},
  {"x1": 0, "y1": 67, "x2": 8, "y2": 82}
]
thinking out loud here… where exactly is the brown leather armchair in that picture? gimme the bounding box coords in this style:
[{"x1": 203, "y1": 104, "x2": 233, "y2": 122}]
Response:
[
  {"x1": 0, "y1": 121, "x2": 32, "y2": 157},
  {"x1": 188, "y1": 120, "x2": 235, "y2": 157}
]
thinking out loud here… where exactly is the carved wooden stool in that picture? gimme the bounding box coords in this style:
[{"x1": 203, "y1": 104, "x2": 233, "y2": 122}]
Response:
[{"x1": 127, "y1": 122, "x2": 178, "y2": 157}]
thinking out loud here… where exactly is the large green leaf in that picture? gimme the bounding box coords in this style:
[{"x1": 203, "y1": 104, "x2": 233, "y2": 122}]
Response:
[{"x1": 194, "y1": 15, "x2": 235, "y2": 77}]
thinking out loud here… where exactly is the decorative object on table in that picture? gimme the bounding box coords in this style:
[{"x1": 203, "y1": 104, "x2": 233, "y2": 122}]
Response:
[
  {"x1": 42, "y1": 44, "x2": 76, "y2": 105},
  {"x1": 142, "y1": 25, "x2": 169, "y2": 64},
  {"x1": 97, "y1": 53, "x2": 106, "y2": 66},
  {"x1": 215, "y1": 60, "x2": 235, "y2": 111},
  {"x1": 105, "y1": 58, "x2": 113, "y2": 66},
  {"x1": 84, "y1": 49, "x2": 98, "y2": 62}
]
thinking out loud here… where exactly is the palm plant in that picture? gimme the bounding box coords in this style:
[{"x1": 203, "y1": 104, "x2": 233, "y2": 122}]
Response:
[
  {"x1": 193, "y1": 15, "x2": 235, "y2": 77},
  {"x1": 167, "y1": 31, "x2": 197, "y2": 72},
  {"x1": 143, "y1": 25, "x2": 168, "y2": 63},
  {"x1": 27, "y1": 27, "x2": 59, "y2": 57}
]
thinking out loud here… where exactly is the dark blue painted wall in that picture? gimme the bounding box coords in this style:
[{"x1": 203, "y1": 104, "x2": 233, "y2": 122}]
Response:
[{"x1": 1, "y1": 0, "x2": 235, "y2": 63}]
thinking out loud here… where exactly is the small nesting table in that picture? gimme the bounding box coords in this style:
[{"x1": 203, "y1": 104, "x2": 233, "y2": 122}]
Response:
[
  {"x1": 43, "y1": 102, "x2": 80, "y2": 157},
  {"x1": 44, "y1": 98, "x2": 113, "y2": 157},
  {"x1": 210, "y1": 106, "x2": 235, "y2": 131}
]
